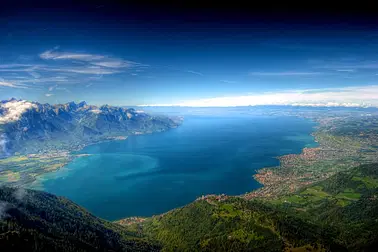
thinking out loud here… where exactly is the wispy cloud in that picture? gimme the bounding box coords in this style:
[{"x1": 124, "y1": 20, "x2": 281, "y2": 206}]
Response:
[
  {"x1": 186, "y1": 70, "x2": 203, "y2": 76},
  {"x1": 0, "y1": 64, "x2": 36, "y2": 69},
  {"x1": 45, "y1": 93, "x2": 54, "y2": 97},
  {"x1": 140, "y1": 85, "x2": 378, "y2": 108},
  {"x1": 48, "y1": 85, "x2": 56, "y2": 91},
  {"x1": 0, "y1": 66, "x2": 42, "y2": 73},
  {"x1": 37, "y1": 47, "x2": 145, "y2": 76},
  {"x1": 27, "y1": 70, "x2": 41, "y2": 78},
  {"x1": 0, "y1": 80, "x2": 15, "y2": 88},
  {"x1": 220, "y1": 80, "x2": 236, "y2": 84},
  {"x1": 17, "y1": 76, "x2": 69, "y2": 84},
  {"x1": 0, "y1": 47, "x2": 145, "y2": 89},
  {"x1": 0, "y1": 79, "x2": 29, "y2": 89},
  {"x1": 336, "y1": 69, "x2": 355, "y2": 72},
  {"x1": 39, "y1": 48, "x2": 141, "y2": 70},
  {"x1": 312, "y1": 59, "x2": 378, "y2": 71},
  {"x1": 249, "y1": 71, "x2": 322, "y2": 76},
  {"x1": 40, "y1": 50, "x2": 105, "y2": 61},
  {"x1": 41, "y1": 66, "x2": 121, "y2": 75}
]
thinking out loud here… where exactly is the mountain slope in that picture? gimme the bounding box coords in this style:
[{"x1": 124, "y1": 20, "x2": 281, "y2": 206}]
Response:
[
  {"x1": 0, "y1": 187, "x2": 159, "y2": 251},
  {"x1": 137, "y1": 198, "x2": 344, "y2": 251}
]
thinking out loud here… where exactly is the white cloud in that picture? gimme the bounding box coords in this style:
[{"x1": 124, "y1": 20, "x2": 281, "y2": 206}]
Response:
[
  {"x1": 0, "y1": 201, "x2": 9, "y2": 219},
  {"x1": 0, "y1": 100, "x2": 37, "y2": 124},
  {"x1": 13, "y1": 187, "x2": 27, "y2": 201},
  {"x1": 43, "y1": 66, "x2": 120, "y2": 75},
  {"x1": 27, "y1": 71, "x2": 41, "y2": 78},
  {"x1": 91, "y1": 60, "x2": 137, "y2": 68},
  {"x1": 0, "y1": 64, "x2": 36, "y2": 69},
  {"x1": 140, "y1": 85, "x2": 378, "y2": 108},
  {"x1": 17, "y1": 76, "x2": 69, "y2": 84},
  {"x1": 0, "y1": 79, "x2": 29, "y2": 89},
  {"x1": 316, "y1": 60, "x2": 378, "y2": 70},
  {"x1": 0, "y1": 133, "x2": 9, "y2": 157},
  {"x1": 40, "y1": 50, "x2": 105, "y2": 61},
  {"x1": 220, "y1": 80, "x2": 236, "y2": 84},
  {"x1": 45, "y1": 93, "x2": 54, "y2": 97},
  {"x1": 249, "y1": 71, "x2": 322, "y2": 76},
  {"x1": 186, "y1": 70, "x2": 203, "y2": 76},
  {"x1": 0, "y1": 80, "x2": 16, "y2": 88},
  {"x1": 39, "y1": 48, "x2": 140, "y2": 70},
  {"x1": 336, "y1": 69, "x2": 355, "y2": 72},
  {"x1": 48, "y1": 85, "x2": 56, "y2": 91}
]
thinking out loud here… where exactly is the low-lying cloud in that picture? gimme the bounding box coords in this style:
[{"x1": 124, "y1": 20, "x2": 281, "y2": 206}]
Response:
[
  {"x1": 140, "y1": 85, "x2": 378, "y2": 108},
  {"x1": 0, "y1": 133, "x2": 9, "y2": 157},
  {"x1": 0, "y1": 100, "x2": 36, "y2": 124},
  {"x1": 13, "y1": 187, "x2": 28, "y2": 202},
  {"x1": 0, "y1": 201, "x2": 9, "y2": 220}
]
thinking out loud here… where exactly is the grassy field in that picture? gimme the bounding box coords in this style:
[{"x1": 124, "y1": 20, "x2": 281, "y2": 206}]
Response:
[{"x1": 0, "y1": 154, "x2": 72, "y2": 187}]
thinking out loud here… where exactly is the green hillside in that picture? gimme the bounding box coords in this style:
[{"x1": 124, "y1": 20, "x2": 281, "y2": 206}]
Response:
[
  {"x1": 271, "y1": 163, "x2": 378, "y2": 251},
  {"x1": 134, "y1": 164, "x2": 378, "y2": 251},
  {"x1": 0, "y1": 187, "x2": 159, "y2": 251}
]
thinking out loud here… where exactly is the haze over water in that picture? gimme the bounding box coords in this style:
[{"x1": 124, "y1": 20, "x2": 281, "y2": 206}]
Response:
[{"x1": 39, "y1": 115, "x2": 317, "y2": 220}]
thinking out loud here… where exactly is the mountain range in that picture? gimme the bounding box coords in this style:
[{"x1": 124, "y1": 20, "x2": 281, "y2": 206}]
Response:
[{"x1": 0, "y1": 98, "x2": 182, "y2": 157}]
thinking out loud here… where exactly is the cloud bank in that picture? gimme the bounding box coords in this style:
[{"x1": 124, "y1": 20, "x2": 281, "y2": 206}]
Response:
[
  {"x1": 0, "y1": 100, "x2": 36, "y2": 124},
  {"x1": 140, "y1": 85, "x2": 378, "y2": 108}
]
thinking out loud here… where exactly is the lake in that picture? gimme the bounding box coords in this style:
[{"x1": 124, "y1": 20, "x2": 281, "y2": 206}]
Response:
[{"x1": 38, "y1": 115, "x2": 317, "y2": 220}]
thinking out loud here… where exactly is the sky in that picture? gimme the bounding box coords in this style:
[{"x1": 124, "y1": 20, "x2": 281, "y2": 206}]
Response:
[{"x1": 1, "y1": 2, "x2": 378, "y2": 107}]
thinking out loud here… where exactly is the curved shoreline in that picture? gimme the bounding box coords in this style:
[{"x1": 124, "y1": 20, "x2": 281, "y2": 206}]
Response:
[{"x1": 244, "y1": 115, "x2": 376, "y2": 199}]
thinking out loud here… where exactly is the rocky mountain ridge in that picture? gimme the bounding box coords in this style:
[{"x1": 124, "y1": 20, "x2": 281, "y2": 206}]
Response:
[{"x1": 0, "y1": 98, "x2": 182, "y2": 157}]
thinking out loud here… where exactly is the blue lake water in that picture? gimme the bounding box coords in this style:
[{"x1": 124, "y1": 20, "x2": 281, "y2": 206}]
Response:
[{"x1": 38, "y1": 115, "x2": 317, "y2": 220}]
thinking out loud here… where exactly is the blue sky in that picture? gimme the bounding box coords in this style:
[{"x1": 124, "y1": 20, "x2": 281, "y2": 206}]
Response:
[{"x1": 1, "y1": 4, "x2": 378, "y2": 107}]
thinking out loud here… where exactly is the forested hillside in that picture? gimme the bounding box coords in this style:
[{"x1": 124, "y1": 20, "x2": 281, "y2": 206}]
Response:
[
  {"x1": 0, "y1": 187, "x2": 159, "y2": 251},
  {"x1": 134, "y1": 163, "x2": 378, "y2": 251}
]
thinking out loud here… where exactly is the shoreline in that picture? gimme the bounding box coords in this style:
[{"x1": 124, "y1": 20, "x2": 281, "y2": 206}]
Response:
[
  {"x1": 244, "y1": 121, "x2": 321, "y2": 199},
  {"x1": 0, "y1": 135, "x2": 130, "y2": 188},
  {"x1": 243, "y1": 115, "x2": 378, "y2": 199}
]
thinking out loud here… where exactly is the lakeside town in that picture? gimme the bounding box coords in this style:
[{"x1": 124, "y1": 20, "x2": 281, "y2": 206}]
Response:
[{"x1": 245, "y1": 111, "x2": 378, "y2": 199}]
